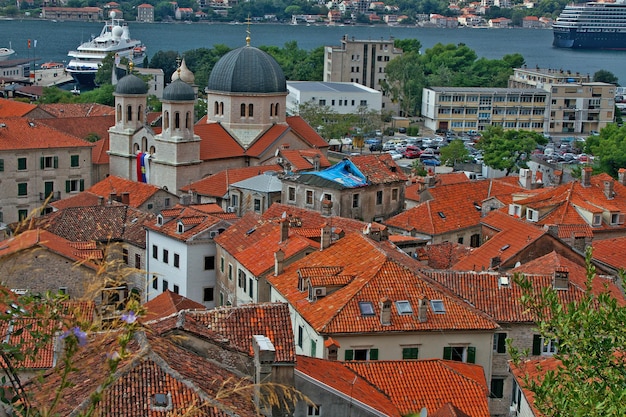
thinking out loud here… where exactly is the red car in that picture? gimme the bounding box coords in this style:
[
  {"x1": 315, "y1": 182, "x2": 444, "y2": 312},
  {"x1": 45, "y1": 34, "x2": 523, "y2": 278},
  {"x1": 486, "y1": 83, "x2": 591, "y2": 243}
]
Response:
[{"x1": 403, "y1": 145, "x2": 421, "y2": 159}]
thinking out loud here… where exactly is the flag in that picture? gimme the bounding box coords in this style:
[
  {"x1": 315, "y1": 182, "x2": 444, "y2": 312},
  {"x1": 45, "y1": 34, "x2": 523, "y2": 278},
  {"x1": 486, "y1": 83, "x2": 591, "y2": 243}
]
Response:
[
  {"x1": 136, "y1": 152, "x2": 143, "y2": 182},
  {"x1": 27, "y1": 39, "x2": 31, "y2": 49},
  {"x1": 143, "y1": 153, "x2": 151, "y2": 183},
  {"x1": 115, "y1": 53, "x2": 120, "y2": 66},
  {"x1": 136, "y1": 152, "x2": 150, "y2": 183}
]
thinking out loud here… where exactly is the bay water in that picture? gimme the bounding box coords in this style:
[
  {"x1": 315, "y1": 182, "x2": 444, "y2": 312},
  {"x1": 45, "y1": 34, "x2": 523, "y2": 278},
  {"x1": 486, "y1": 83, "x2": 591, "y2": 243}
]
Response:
[{"x1": 1, "y1": 19, "x2": 625, "y2": 84}]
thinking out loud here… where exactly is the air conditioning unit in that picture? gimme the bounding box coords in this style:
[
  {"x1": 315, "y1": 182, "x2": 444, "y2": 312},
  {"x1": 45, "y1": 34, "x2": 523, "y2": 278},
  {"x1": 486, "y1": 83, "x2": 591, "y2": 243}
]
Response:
[
  {"x1": 314, "y1": 287, "x2": 326, "y2": 297},
  {"x1": 210, "y1": 231, "x2": 218, "y2": 238},
  {"x1": 227, "y1": 206, "x2": 237, "y2": 213}
]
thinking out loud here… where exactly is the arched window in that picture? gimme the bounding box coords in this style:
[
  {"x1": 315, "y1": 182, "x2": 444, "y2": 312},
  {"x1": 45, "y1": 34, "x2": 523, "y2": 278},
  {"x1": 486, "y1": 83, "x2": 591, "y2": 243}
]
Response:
[
  {"x1": 174, "y1": 112, "x2": 180, "y2": 129},
  {"x1": 164, "y1": 111, "x2": 169, "y2": 130},
  {"x1": 149, "y1": 146, "x2": 156, "y2": 154},
  {"x1": 214, "y1": 101, "x2": 219, "y2": 115},
  {"x1": 185, "y1": 111, "x2": 191, "y2": 129},
  {"x1": 117, "y1": 104, "x2": 122, "y2": 122},
  {"x1": 275, "y1": 103, "x2": 279, "y2": 116},
  {"x1": 142, "y1": 137, "x2": 148, "y2": 152},
  {"x1": 127, "y1": 105, "x2": 132, "y2": 121},
  {"x1": 133, "y1": 143, "x2": 140, "y2": 153},
  {"x1": 219, "y1": 102, "x2": 224, "y2": 115},
  {"x1": 240, "y1": 103, "x2": 246, "y2": 117},
  {"x1": 270, "y1": 103, "x2": 274, "y2": 116},
  {"x1": 248, "y1": 104, "x2": 253, "y2": 117},
  {"x1": 138, "y1": 105, "x2": 143, "y2": 122}
]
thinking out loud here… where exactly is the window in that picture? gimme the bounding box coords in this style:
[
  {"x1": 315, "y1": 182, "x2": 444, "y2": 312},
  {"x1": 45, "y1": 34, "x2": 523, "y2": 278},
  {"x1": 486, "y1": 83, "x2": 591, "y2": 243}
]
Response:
[
  {"x1": 297, "y1": 325, "x2": 303, "y2": 348},
  {"x1": 470, "y1": 234, "x2": 480, "y2": 248},
  {"x1": 122, "y1": 249, "x2": 129, "y2": 264},
  {"x1": 173, "y1": 285, "x2": 179, "y2": 294},
  {"x1": 65, "y1": 179, "x2": 85, "y2": 193},
  {"x1": 152, "y1": 275, "x2": 158, "y2": 290},
  {"x1": 307, "y1": 405, "x2": 321, "y2": 416},
  {"x1": 0, "y1": 159, "x2": 4, "y2": 172},
  {"x1": 358, "y1": 301, "x2": 375, "y2": 316},
  {"x1": 391, "y1": 188, "x2": 398, "y2": 201},
  {"x1": 402, "y1": 347, "x2": 419, "y2": 359},
  {"x1": 344, "y1": 348, "x2": 378, "y2": 361},
  {"x1": 228, "y1": 264, "x2": 233, "y2": 281},
  {"x1": 249, "y1": 278, "x2": 253, "y2": 298},
  {"x1": 396, "y1": 300, "x2": 413, "y2": 315},
  {"x1": 204, "y1": 256, "x2": 215, "y2": 270},
  {"x1": 162, "y1": 249, "x2": 169, "y2": 264},
  {"x1": 611, "y1": 213, "x2": 625, "y2": 225},
  {"x1": 305, "y1": 190, "x2": 314, "y2": 205},
  {"x1": 220, "y1": 256, "x2": 224, "y2": 272},
  {"x1": 164, "y1": 198, "x2": 170, "y2": 207},
  {"x1": 443, "y1": 346, "x2": 476, "y2": 363},
  {"x1": 311, "y1": 340, "x2": 316, "y2": 357},
  {"x1": 430, "y1": 300, "x2": 445, "y2": 313},
  {"x1": 135, "y1": 254, "x2": 141, "y2": 269},
  {"x1": 163, "y1": 280, "x2": 168, "y2": 292},
  {"x1": 152, "y1": 245, "x2": 158, "y2": 259},
  {"x1": 493, "y1": 332, "x2": 507, "y2": 353},
  {"x1": 238, "y1": 269, "x2": 246, "y2": 290},
  {"x1": 248, "y1": 104, "x2": 253, "y2": 117},
  {"x1": 240, "y1": 103, "x2": 246, "y2": 117},
  {"x1": 40, "y1": 156, "x2": 58, "y2": 169},
  {"x1": 17, "y1": 183, "x2": 28, "y2": 196},
  {"x1": 173, "y1": 253, "x2": 180, "y2": 268},
  {"x1": 592, "y1": 214, "x2": 602, "y2": 226},
  {"x1": 323, "y1": 193, "x2": 332, "y2": 202},
  {"x1": 18, "y1": 157, "x2": 27, "y2": 171},
  {"x1": 352, "y1": 193, "x2": 360, "y2": 208},
  {"x1": 18, "y1": 209, "x2": 28, "y2": 221},
  {"x1": 288, "y1": 187, "x2": 296, "y2": 202},
  {"x1": 203, "y1": 287, "x2": 214, "y2": 302},
  {"x1": 254, "y1": 198, "x2": 261, "y2": 212},
  {"x1": 70, "y1": 155, "x2": 79, "y2": 168},
  {"x1": 533, "y1": 335, "x2": 558, "y2": 356},
  {"x1": 376, "y1": 190, "x2": 383, "y2": 205},
  {"x1": 490, "y1": 378, "x2": 505, "y2": 398},
  {"x1": 457, "y1": 236, "x2": 464, "y2": 245}
]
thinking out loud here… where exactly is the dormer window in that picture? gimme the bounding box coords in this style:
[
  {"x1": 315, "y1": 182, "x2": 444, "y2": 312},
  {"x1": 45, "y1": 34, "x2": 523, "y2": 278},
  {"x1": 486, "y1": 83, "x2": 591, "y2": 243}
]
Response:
[
  {"x1": 526, "y1": 208, "x2": 539, "y2": 222},
  {"x1": 151, "y1": 392, "x2": 172, "y2": 411},
  {"x1": 508, "y1": 204, "x2": 521, "y2": 218},
  {"x1": 430, "y1": 300, "x2": 445, "y2": 313},
  {"x1": 177, "y1": 222, "x2": 184, "y2": 234},
  {"x1": 358, "y1": 301, "x2": 375, "y2": 316},
  {"x1": 610, "y1": 212, "x2": 625, "y2": 225},
  {"x1": 592, "y1": 214, "x2": 602, "y2": 227},
  {"x1": 395, "y1": 300, "x2": 413, "y2": 315},
  {"x1": 157, "y1": 215, "x2": 163, "y2": 226}
]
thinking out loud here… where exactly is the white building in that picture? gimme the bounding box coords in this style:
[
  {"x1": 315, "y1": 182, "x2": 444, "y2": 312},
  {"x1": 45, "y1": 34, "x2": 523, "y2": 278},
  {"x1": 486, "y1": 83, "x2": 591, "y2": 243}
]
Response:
[{"x1": 287, "y1": 81, "x2": 382, "y2": 115}]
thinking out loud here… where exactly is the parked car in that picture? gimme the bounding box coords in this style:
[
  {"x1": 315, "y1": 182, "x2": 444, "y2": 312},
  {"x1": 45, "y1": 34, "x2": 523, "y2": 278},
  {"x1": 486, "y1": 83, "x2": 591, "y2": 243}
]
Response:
[
  {"x1": 395, "y1": 141, "x2": 409, "y2": 153},
  {"x1": 365, "y1": 138, "x2": 381, "y2": 145},
  {"x1": 403, "y1": 146, "x2": 421, "y2": 159},
  {"x1": 383, "y1": 140, "x2": 401, "y2": 151},
  {"x1": 398, "y1": 127, "x2": 407, "y2": 134},
  {"x1": 386, "y1": 150, "x2": 403, "y2": 160},
  {"x1": 369, "y1": 143, "x2": 383, "y2": 152},
  {"x1": 422, "y1": 157, "x2": 441, "y2": 166}
]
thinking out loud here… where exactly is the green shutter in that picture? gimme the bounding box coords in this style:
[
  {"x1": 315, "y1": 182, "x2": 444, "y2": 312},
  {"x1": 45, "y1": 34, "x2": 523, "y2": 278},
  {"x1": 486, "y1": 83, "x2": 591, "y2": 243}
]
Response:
[
  {"x1": 79, "y1": 179, "x2": 85, "y2": 191},
  {"x1": 532, "y1": 334, "x2": 542, "y2": 355},
  {"x1": 0, "y1": 159, "x2": 4, "y2": 172},
  {"x1": 402, "y1": 347, "x2": 418, "y2": 359},
  {"x1": 310, "y1": 340, "x2": 316, "y2": 357},
  {"x1": 369, "y1": 348, "x2": 378, "y2": 360},
  {"x1": 467, "y1": 346, "x2": 476, "y2": 363},
  {"x1": 71, "y1": 155, "x2": 79, "y2": 167},
  {"x1": 344, "y1": 349, "x2": 354, "y2": 361},
  {"x1": 65, "y1": 180, "x2": 71, "y2": 193},
  {"x1": 443, "y1": 346, "x2": 452, "y2": 360},
  {"x1": 40, "y1": 156, "x2": 44, "y2": 169},
  {"x1": 497, "y1": 333, "x2": 507, "y2": 353},
  {"x1": 53, "y1": 156, "x2": 58, "y2": 168}
]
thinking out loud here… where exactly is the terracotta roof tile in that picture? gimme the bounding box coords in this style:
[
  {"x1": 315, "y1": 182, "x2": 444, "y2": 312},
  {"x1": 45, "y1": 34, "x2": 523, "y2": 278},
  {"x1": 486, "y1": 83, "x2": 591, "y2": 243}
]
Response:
[
  {"x1": 268, "y1": 232, "x2": 498, "y2": 334},
  {"x1": 0, "y1": 118, "x2": 93, "y2": 151},
  {"x1": 593, "y1": 236, "x2": 626, "y2": 271},
  {"x1": 143, "y1": 290, "x2": 206, "y2": 321},
  {"x1": 0, "y1": 98, "x2": 37, "y2": 117},
  {"x1": 181, "y1": 165, "x2": 281, "y2": 197},
  {"x1": 345, "y1": 360, "x2": 490, "y2": 417},
  {"x1": 145, "y1": 205, "x2": 231, "y2": 242},
  {"x1": 91, "y1": 137, "x2": 109, "y2": 165},
  {"x1": 195, "y1": 122, "x2": 246, "y2": 160},
  {"x1": 295, "y1": 356, "x2": 400, "y2": 416},
  {"x1": 509, "y1": 356, "x2": 561, "y2": 417},
  {"x1": 416, "y1": 242, "x2": 473, "y2": 269},
  {"x1": 430, "y1": 403, "x2": 472, "y2": 417},
  {"x1": 38, "y1": 103, "x2": 114, "y2": 118},
  {"x1": 349, "y1": 153, "x2": 408, "y2": 184},
  {"x1": 246, "y1": 123, "x2": 290, "y2": 157},
  {"x1": 87, "y1": 175, "x2": 164, "y2": 208},
  {"x1": 39, "y1": 115, "x2": 114, "y2": 143},
  {"x1": 285, "y1": 116, "x2": 330, "y2": 149},
  {"x1": 50, "y1": 191, "x2": 122, "y2": 210},
  {"x1": 279, "y1": 148, "x2": 331, "y2": 171}
]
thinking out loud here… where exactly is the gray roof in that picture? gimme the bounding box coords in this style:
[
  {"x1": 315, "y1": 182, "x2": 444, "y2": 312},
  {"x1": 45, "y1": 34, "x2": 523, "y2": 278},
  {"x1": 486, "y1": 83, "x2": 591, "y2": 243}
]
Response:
[
  {"x1": 230, "y1": 172, "x2": 283, "y2": 193},
  {"x1": 115, "y1": 74, "x2": 148, "y2": 95},
  {"x1": 207, "y1": 45, "x2": 286, "y2": 94},
  {"x1": 287, "y1": 81, "x2": 374, "y2": 93},
  {"x1": 428, "y1": 86, "x2": 547, "y2": 94},
  {"x1": 163, "y1": 79, "x2": 195, "y2": 101}
]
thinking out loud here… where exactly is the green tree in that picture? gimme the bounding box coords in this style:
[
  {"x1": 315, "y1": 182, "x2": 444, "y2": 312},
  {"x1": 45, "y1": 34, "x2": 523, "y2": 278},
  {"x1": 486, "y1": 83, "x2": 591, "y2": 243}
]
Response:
[
  {"x1": 149, "y1": 50, "x2": 180, "y2": 83},
  {"x1": 382, "y1": 50, "x2": 425, "y2": 117},
  {"x1": 439, "y1": 139, "x2": 470, "y2": 166},
  {"x1": 585, "y1": 124, "x2": 626, "y2": 177},
  {"x1": 510, "y1": 247, "x2": 626, "y2": 417},
  {"x1": 593, "y1": 69, "x2": 619, "y2": 86},
  {"x1": 394, "y1": 38, "x2": 422, "y2": 54},
  {"x1": 475, "y1": 126, "x2": 547, "y2": 175},
  {"x1": 78, "y1": 84, "x2": 115, "y2": 106}
]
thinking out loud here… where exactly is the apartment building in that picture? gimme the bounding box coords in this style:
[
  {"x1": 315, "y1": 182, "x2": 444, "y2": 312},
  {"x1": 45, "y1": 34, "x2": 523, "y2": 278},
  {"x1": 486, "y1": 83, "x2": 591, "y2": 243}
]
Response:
[
  {"x1": 421, "y1": 87, "x2": 549, "y2": 134},
  {"x1": 324, "y1": 35, "x2": 403, "y2": 114},
  {"x1": 137, "y1": 3, "x2": 154, "y2": 23},
  {"x1": 509, "y1": 67, "x2": 615, "y2": 135}
]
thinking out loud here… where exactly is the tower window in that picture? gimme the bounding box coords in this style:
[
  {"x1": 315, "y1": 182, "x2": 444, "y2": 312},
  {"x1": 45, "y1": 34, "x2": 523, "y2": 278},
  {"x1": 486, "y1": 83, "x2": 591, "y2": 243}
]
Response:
[
  {"x1": 127, "y1": 105, "x2": 132, "y2": 121},
  {"x1": 174, "y1": 112, "x2": 180, "y2": 129},
  {"x1": 241, "y1": 103, "x2": 246, "y2": 117},
  {"x1": 248, "y1": 103, "x2": 253, "y2": 117}
]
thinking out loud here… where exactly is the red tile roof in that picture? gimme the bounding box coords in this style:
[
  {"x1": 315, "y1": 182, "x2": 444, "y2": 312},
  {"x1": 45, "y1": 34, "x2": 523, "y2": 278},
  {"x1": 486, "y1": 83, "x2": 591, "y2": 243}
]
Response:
[
  {"x1": 430, "y1": 403, "x2": 472, "y2": 417},
  {"x1": 181, "y1": 165, "x2": 281, "y2": 197},
  {"x1": 0, "y1": 98, "x2": 37, "y2": 117},
  {"x1": 295, "y1": 356, "x2": 400, "y2": 416},
  {"x1": 143, "y1": 290, "x2": 206, "y2": 321},
  {"x1": 39, "y1": 115, "x2": 115, "y2": 143},
  {"x1": 416, "y1": 242, "x2": 473, "y2": 269},
  {"x1": 279, "y1": 148, "x2": 331, "y2": 171},
  {"x1": 38, "y1": 103, "x2": 115, "y2": 118},
  {"x1": 509, "y1": 356, "x2": 562, "y2": 417},
  {"x1": 0, "y1": 118, "x2": 93, "y2": 151},
  {"x1": 87, "y1": 175, "x2": 164, "y2": 208},
  {"x1": 452, "y1": 210, "x2": 545, "y2": 271},
  {"x1": 593, "y1": 236, "x2": 626, "y2": 271},
  {"x1": 195, "y1": 122, "x2": 245, "y2": 160},
  {"x1": 345, "y1": 360, "x2": 490, "y2": 417},
  {"x1": 349, "y1": 153, "x2": 408, "y2": 184},
  {"x1": 91, "y1": 137, "x2": 109, "y2": 164},
  {"x1": 285, "y1": 116, "x2": 330, "y2": 149},
  {"x1": 144, "y1": 205, "x2": 230, "y2": 242},
  {"x1": 268, "y1": 232, "x2": 498, "y2": 334}
]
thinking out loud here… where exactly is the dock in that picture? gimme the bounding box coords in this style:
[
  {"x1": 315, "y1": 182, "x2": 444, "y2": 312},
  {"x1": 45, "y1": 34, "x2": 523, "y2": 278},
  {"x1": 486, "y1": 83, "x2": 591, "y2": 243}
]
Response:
[{"x1": 31, "y1": 67, "x2": 73, "y2": 87}]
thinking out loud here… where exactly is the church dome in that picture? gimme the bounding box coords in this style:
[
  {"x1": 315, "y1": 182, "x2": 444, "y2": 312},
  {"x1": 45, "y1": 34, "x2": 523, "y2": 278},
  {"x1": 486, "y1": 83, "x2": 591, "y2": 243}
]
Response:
[
  {"x1": 207, "y1": 45, "x2": 286, "y2": 94},
  {"x1": 115, "y1": 74, "x2": 148, "y2": 95},
  {"x1": 172, "y1": 58, "x2": 195, "y2": 84},
  {"x1": 163, "y1": 79, "x2": 195, "y2": 101}
]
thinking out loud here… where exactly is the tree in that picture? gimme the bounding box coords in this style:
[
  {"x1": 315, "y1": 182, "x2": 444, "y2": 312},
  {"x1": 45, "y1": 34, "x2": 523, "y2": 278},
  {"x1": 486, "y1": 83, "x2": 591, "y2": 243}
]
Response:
[
  {"x1": 510, "y1": 247, "x2": 626, "y2": 417},
  {"x1": 382, "y1": 50, "x2": 425, "y2": 117},
  {"x1": 475, "y1": 126, "x2": 547, "y2": 175},
  {"x1": 585, "y1": 124, "x2": 626, "y2": 177},
  {"x1": 149, "y1": 50, "x2": 180, "y2": 83},
  {"x1": 439, "y1": 139, "x2": 470, "y2": 166},
  {"x1": 593, "y1": 69, "x2": 619, "y2": 86}
]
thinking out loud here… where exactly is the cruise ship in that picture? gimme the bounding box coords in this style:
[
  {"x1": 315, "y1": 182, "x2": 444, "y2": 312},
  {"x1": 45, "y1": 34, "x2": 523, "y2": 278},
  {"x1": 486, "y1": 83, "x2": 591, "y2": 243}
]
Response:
[
  {"x1": 66, "y1": 12, "x2": 146, "y2": 86},
  {"x1": 553, "y1": 1, "x2": 626, "y2": 49}
]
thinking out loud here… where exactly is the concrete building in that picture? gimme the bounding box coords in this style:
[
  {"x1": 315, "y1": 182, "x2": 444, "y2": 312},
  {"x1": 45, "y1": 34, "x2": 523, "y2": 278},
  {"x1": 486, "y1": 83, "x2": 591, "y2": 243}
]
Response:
[
  {"x1": 422, "y1": 87, "x2": 549, "y2": 134},
  {"x1": 324, "y1": 35, "x2": 403, "y2": 115},
  {"x1": 137, "y1": 3, "x2": 154, "y2": 22},
  {"x1": 286, "y1": 81, "x2": 382, "y2": 115}
]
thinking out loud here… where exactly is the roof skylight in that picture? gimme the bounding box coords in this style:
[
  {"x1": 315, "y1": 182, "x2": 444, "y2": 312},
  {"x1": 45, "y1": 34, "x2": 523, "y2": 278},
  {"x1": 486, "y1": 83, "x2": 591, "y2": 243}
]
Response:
[
  {"x1": 396, "y1": 300, "x2": 413, "y2": 315},
  {"x1": 358, "y1": 301, "x2": 375, "y2": 316},
  {"x1": 430, "y1": 300, "x2": 445, "y2": 313}
]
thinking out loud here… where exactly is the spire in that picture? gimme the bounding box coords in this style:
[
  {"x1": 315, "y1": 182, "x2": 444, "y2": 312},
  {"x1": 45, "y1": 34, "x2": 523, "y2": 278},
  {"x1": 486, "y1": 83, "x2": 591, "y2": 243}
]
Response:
[{"x1": 246, "y1": 15, "x2": 251, "y2": 46}]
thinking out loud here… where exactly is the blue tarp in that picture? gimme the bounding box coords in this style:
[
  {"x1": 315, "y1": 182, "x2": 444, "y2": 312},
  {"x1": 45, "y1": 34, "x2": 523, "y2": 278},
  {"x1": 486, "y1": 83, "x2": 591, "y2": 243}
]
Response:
[{"x1": 307, "y1": 159, "x2": 368, "y2": 188}]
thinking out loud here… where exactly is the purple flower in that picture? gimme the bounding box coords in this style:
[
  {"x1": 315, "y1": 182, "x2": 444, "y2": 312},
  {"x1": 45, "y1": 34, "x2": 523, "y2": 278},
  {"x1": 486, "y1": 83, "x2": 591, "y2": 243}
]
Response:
[
  {"x1": 121, "y1": 311, "x2": 137, "y2": 324},
  {"x1": 106, "y1": 351, "x2": 121, "y2": 361},
  {"x1": 60, "y1": 326, "x2": 88, "y2": 347}
]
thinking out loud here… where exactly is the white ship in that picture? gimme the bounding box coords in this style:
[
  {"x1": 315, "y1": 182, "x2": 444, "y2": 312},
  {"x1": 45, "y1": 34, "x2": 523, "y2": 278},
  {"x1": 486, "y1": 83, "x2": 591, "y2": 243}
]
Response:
[
  {"x1": 66, "y1": 12, "x2": 147, "y2": 86},
  {"x1": 0, "y1": 47, "x2": 15, "y2": 61}
]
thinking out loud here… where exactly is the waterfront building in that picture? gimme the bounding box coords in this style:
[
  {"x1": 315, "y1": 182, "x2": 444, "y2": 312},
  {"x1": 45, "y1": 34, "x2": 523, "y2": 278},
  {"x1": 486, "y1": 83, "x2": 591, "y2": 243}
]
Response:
[
  {"x1": 509, "y1": 67, "x2": 615, "y2": 135},
  {"x1": 42, "y1": 7, "x2": 102, "y2": 20},
  {"x1": 421, "y1": 87, "x2": 549, "y2": 134},
  {"x1": 286, "y1": 81, "x2": 382, "y2": 115},
  {"x1": 137, "y1": 3, "x2": 154, "y2": 22},
  {"x1": 324, "y1": 35, "x2": 403, "y2": 115}
]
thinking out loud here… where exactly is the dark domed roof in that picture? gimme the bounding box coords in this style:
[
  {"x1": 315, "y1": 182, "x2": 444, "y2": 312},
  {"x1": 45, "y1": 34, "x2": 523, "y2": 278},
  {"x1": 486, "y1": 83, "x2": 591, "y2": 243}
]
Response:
[
  {"x1": 115, "y1": 74, "x2": 148, "y2": 95},
  {"x1": 163, "y1": 79, "x2": 195, "y2": 101},
  {"x1": 207, "y1": 45, "x2": 286, "y2": 94}
]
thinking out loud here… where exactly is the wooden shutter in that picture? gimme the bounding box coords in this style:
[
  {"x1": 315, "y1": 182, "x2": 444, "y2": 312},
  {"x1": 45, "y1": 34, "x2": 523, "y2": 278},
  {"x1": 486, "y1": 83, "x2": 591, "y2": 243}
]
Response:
[
  {"x1": 65, "y1": 180, "x2": 71, "y2": 193},
  {"x1": 40, "y1": 156, "x2": 44, "y2": 169},
  {"x1": 79, "y1": 179, "x2": 85, "y2": 191},
  {"x1": 467, "y1": 346, "x2": 476, "y2": 363},
  {"x1": 53, "y1": 156, "x2": 58, "y2": 168},
  {"x1": 497, "y1": 333, "x2": 507, "y2": 353},
  {"x1": 532, "y1": 334, "x2": 542, "y2": 355},
  {"x1": 443, "y1": 346, "x2": 452, "y2": 360},
  {"x1": 0, "y1": 159, "x2": 4, "y2": 172},
  {"x1": 369, "y1": 348, "x2": 378, "y2": 360},
  {"x1": 344, "y1": 349, "x2": 354, "y2": 361}
]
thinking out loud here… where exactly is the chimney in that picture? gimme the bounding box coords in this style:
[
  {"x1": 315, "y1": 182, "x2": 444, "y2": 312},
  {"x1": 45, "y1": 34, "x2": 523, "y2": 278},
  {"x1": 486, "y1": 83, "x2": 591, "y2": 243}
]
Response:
[
  {"x1": 553, "y1": 170, "x2": 563, "y2": 185},
  {"x1": 320, "y1": 223, "x2": 332, "y2": 250},
  {"x1": 618, "y1": 168, "x2": 626, "y2": 186},
  {"x1": 553, "y1": 267, "x2": 569, "y2": 290},
  {"x1": 98, "y1": 196, "x2": 104, "y2": 206},
  {"x1": 280, "y1": 218, "x2": 289, "y2": 242},
  {"x1": 274, "y1": 249, "x2": 285, "y2": 276},
  {"x1": 321, "y1": 199, "x2": 333, "y2": 217},
  {"x1": 581, "y1": 167, "x2": 592, "y2": 187},
  {"x1": 604, "y1": 180, "x2": 615, "y2": 199},
  {"x1": 519, "y1": 168, "x2": 531, "y2": 189},
  {"x1": 121, "y1": 192, "x2": 130, "y2": 205},
  {"x1": 313, "y1": 154, "x2": 320, "y2": 171},
  {"x1": 379, "y1": 298, "x2": 391, "y2": 326},
  {"x1": 252, "y1": 335, "x2": 276, "y2": 413},
  {"x1": 418, "y1": 298, "x2": 428, "y2": 322},
  {"x1": 490, "y1": 256, "x2": 501, "y2": 270}
]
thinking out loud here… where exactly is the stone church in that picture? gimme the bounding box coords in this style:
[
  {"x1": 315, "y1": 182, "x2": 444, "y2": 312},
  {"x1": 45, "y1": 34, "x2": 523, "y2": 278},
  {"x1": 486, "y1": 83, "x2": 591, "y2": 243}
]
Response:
[{"x1": 108, "y1": 36, "x2": 329, "y2": 193}]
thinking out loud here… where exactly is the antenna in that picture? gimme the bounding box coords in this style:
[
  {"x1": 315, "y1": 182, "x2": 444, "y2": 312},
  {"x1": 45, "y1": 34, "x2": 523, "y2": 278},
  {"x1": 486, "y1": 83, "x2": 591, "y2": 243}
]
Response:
[{"x1": 246, "y1": 14, "x2": 251, "y2": 46}]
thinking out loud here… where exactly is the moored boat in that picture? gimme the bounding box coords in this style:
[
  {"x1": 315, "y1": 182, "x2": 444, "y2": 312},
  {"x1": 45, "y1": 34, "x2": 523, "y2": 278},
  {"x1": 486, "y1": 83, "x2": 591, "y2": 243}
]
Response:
[
  {"x1": 0, "y1": 47, "x2": 15, "y2": 61},
  {"x1": 553, "y1": 1, "x2": 626, "y2": 49}
]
